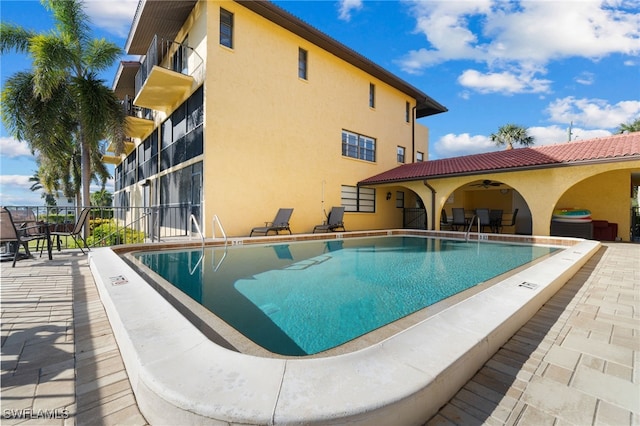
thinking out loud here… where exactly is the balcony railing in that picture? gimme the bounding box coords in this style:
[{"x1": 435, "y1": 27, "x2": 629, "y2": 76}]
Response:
[
  {"x1": 122, "y1": 95, "x2": 152, "y2": 120},
  {"x1": 134, "y1": 34, "x2": 203, "y2": 100}
]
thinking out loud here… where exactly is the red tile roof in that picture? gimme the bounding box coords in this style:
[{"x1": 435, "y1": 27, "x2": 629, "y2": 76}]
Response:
[{"x1": 360, "y1": 132, "x2": 640, "y2": 185}]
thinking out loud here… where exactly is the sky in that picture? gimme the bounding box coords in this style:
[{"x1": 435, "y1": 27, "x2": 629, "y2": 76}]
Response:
[{"x1": 1, "y1": 0, "x2": 639, "y2": 206}]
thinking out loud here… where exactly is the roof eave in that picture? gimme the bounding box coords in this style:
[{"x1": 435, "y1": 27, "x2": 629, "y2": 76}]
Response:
[{"x1": 359, "y1": 155, "x2": 640, "y2": 186}]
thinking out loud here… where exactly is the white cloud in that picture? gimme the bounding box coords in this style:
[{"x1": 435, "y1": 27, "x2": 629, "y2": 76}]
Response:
[
  {"x1": 84, "y1": 0, "x2": 138, "y2": 38},
  {"x1": 338, "y1": 0, "x2": 363, "y2": 22},
  {"x1": 398, "y1": 0, "x2": 640, "y2": 94},
  {"x1": 574, "y1": 72, "x2": 595, "y2": 86},
  {"x1": 431, "y1": 125, "x2": 614, "y2": 159},
  {"x1": 0, "y1": 137, "x2": 34, "y2": 158},
  {"x1": 0, "y1": 175, "x2": 31, "y2": 187},
  {"x1": 545, "y1": 97, "x2": 640, "y2": 129},
  {"x1": 458, "y1": 68, "x2": 552, "y2": 95},
  {"x1": 431, "y1": 133, "x2": 495, "y2": 159}
]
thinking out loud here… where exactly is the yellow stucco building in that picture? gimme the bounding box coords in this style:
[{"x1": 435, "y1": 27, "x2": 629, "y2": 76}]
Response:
[
  {"x1": 361, "y1": 133, "x2": 640, "y2": 242},
  {"x1": 108, "y1": 0, "x2": 447, "y2": 237}
]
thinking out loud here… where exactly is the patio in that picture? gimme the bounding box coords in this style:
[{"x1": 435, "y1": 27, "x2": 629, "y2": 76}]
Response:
[{"x1": 1, "y1": 243, "x2": 638, "y2": 425}]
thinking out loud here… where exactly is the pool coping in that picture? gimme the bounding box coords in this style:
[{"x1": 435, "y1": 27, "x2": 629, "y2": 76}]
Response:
[{"x1": 89, "y1": 230, "x2": 601, "y2": 424}]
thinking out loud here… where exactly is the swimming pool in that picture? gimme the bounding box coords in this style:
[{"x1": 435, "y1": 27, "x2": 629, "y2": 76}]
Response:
[
  {"x1": 134, "y1": 236, "x2": 558, "y2": 355},
  {"x1": 91, "y1": 230, "x2": 600, "y2": 424}
]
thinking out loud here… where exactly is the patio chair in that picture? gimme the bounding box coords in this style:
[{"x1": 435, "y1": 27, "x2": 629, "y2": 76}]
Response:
[
  {"x1": 475, "y1": 208, "x2": 492, "y2": 232},
  {"x1": 250, "y1": 208, "x2": 294, "y2": 236},
  {"x1": 313, "y1": 207, "x2": 346, "y2": 233},
  {"x1": 497, "y1": 209, "x2": 518, "y2": 233},
  {"x1": 0, "y1": 207, "x2": 52, "y2": 267},
  {"x1": 451, "y1": 208, "x2": 467, "y2": 231},
  {"x1": 440, "y1": 209, "x2": 452, "y2": 230},
  {"x1": 50, "y1": 207, "x2": 91, "y2": 253},
  {"x1": 489, "y1": 209, "x2": 504, "y2": 233}
]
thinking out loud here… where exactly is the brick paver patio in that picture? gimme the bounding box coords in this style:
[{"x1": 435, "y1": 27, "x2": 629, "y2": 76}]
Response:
[{"x1": 1, "y1": 243, "x2": 638, "y2": 425}]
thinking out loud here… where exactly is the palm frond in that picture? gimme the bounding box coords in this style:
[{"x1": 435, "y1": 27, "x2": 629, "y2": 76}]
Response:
[
  {"x1": 0, "y1": 23, "x2": 36, "y2": 54},
  {"x1": 41, "y1": 0, "x2": 90, "y2": 48},
  {"x1": 83, "y1": 38, "x2": 122, "y2": 72}
]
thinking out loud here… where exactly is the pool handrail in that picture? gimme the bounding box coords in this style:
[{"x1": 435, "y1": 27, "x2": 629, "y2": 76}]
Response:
[
  {"x1": 465, "y1": 214, "x2": 478, "y2": 241},
  {"x1": 212, "y1": 214, "x2": 227, "y2": 244},
  {"x1": 189, "y1": 214, "x2": 204, "y2": 246}
]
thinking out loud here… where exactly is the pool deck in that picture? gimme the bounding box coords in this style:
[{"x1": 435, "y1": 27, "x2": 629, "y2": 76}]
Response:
[{"x1": 1, "y1": 242, "x2": 638, "y2": 425}]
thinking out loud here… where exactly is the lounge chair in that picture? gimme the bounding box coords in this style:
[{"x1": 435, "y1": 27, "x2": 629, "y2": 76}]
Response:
[
  {"x1": 50, "y1": 207, "x2": 91, "y2": 253},
  {"x1": 313, "y1": 207, "x2": 346, "y2": 233},
  {"x1": 0, "y1": 207, "x2": 52, "y2": 267},
  {"x1": 451, "y1": 208, "x2": 467, "y2": 231},
  {"x1": 250, "y1": 208, "x2": 294, "y2": 236}
]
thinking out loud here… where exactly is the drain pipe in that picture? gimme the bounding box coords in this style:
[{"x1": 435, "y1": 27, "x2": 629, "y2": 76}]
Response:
[
  {"x1": 411, "y1": 106, "x2": 417, "y2": 163},
  {"x1": 423, "y1": 180, "x2": 436, "y2": 230}
]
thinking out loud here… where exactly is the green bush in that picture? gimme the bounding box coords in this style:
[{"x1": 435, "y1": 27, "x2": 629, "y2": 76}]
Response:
[{"x1": 86, "y1": 220, "x2": 145, "y2": 246}]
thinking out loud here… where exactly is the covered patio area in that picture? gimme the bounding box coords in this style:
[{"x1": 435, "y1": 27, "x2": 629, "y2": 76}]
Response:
[{"x1": 360, "y1": 133, "x2": 640, "y2": 242}]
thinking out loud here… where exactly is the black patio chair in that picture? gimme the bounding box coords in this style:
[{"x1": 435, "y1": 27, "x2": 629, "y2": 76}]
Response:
[
  {"x1": 0, "y1": 207, "x2": 52, "y2": 267},
  {"x1": 313, "y1": 207, "x2": 346, "y2": 233},
  {"x1": 250, "y1": 208, "x2": 294, "y2": 236},
  {"x1": 50, "y1": 207, "x2": 91, "y2": 253}
]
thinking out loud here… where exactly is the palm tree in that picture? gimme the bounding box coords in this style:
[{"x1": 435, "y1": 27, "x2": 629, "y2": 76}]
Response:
[
  {"x1": 0, "y1": 0, "x2": 126, "y2": 209},
  {"x1": 91, "y1": 189, "x2": 113, "y2": 207},
  {"x1": 490, "y1": 124, "x2": 534, "y2": 150},
  {"x1": 616, "y1": 118, "x2": 640, "y2": 134}
]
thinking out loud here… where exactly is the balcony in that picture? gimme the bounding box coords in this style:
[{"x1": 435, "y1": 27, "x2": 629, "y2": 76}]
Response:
[
  {"x1": 102, "y1": 155, "x2": 121, "y2": 165},
  {"x1": 134, "y1": 35, "x2": 202, "y2": 113},
  {"x1": 122, "y1": 95, "x2": 154, "y2": 140}
]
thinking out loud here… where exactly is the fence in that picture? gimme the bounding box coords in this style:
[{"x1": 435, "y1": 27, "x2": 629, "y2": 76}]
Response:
[{"x1": 3, "y1": 205, "x2": 194, "y2": 250}]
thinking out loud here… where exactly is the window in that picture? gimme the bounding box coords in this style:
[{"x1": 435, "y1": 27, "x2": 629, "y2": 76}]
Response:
[
  {"x1": 220, "y1": 8, "x2": 233, "y2": 48},
  {"x1": 172, "y1": 35, "x2": 188, "y2": 74},
  {"x1": 405, "y1": 102, "x2": 410, "y2": 123},
  {"x1": 160, "y1": 86, "x2": 204, "y2": 171},
  {"x1": 397, "y1": 146, "x2": 405, "y2": 163},
  {"x1": 396, "y1": 191, "x2": 404, "y2": 208},
  {"x1": 298, "y1": 48, "x2": 307, "y2": 80},
  {"x1": 341, "y1": 185, "x2": 375, "y2": 213},
  {"x1": 416, "y1": 151, "x2": 424, "y2": 162},
  {"x1": 342, "y1": 130, "x2": 376, "y2": 162},
  {"x1": 369, "y1": 83, "x2": 375, "y2": 108}
]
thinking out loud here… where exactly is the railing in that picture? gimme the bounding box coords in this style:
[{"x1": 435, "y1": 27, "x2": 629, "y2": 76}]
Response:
[
  {"x1": 189, "y1": 214, "x2": 204, "y2": 245},
  {"x1": 212, "y1": 214, "x2": 227, "y2": 243},
  {"x1": 465, "y1": 214, "x2": 478, "y2": 242},
  {"x1": 134, "y1": 34, "x2": 204, "y2": 99},
  {"x1": 4, "y1": 205, "x2": 197, "y2": 250},
  {"x1": 121, "y1": 95, "x2": 152, "y2": 120}
]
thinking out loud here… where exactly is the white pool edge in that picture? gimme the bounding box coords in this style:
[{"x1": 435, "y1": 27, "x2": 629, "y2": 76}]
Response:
[{"x1": 89, "y1": 233, "x2": 601, "y2": 425}]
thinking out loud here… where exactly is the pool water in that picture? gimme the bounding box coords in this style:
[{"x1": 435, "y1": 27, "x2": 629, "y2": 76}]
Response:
[{"x1": 135, "y1": 236, "x2": 557, "y2": 355}]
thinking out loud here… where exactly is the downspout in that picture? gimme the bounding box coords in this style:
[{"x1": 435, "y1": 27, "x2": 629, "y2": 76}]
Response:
[
  {"x1": 423, "y1": 180, "x2": 436, "y2": 230},
  {"x1": 411, "y1": 105, "x2": 417, "y2": 163}
]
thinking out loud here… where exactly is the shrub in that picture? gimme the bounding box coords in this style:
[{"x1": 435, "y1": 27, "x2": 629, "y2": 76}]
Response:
[{"x1": 86, "y1": 220, "x2": 145, "y2": 246}]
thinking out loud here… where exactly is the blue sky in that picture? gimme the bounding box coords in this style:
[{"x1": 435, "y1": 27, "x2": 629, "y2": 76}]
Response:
[{"x1": 1, "y1": 0, "x2": 639, "y2": 205}]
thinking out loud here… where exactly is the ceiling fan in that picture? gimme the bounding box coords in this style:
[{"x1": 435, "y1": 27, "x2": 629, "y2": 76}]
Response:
[{"x1": 471, "y1": 179, "x2": 502, "y2": 188}]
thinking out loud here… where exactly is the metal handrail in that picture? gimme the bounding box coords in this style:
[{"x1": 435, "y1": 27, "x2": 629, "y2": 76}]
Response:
[
  {"x1": 465, "y1": 214, "x2": 478, "y2": 242},
  {"x1": 212, "y1": 214, "x2": 227, "y2": 244},
  {"x1": 189, "y1": 214, "x2": 204, "y2": 246}
]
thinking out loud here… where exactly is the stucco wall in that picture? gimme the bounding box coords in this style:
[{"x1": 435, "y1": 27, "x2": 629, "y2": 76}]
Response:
[{"x1": 200, "y1": 2, "x2": 430, "y2": 236}]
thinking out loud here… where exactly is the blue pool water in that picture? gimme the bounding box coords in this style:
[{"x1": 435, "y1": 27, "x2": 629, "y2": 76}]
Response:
[{"x1": 135, "y1": 236, "x2": 558, "y2": 355}]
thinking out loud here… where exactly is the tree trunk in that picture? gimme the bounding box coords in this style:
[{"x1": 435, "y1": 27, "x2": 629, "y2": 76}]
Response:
[{"x1": 81, "y1": 136, "x2": 91, "y2": 239}]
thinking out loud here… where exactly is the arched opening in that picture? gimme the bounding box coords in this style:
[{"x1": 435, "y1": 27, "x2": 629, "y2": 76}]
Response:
[{"x1": 440, "y1": 179, "x2": 533, "y2": 235}]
